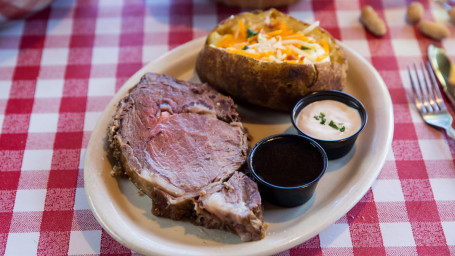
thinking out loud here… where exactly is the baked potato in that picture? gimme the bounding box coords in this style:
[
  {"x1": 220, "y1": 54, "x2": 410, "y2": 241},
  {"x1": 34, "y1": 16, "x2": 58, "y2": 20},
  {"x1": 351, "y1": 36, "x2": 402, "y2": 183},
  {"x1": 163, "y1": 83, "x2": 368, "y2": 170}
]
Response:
[{"x1": 195, "y1": 9, "x2": 348, "y2": 111}]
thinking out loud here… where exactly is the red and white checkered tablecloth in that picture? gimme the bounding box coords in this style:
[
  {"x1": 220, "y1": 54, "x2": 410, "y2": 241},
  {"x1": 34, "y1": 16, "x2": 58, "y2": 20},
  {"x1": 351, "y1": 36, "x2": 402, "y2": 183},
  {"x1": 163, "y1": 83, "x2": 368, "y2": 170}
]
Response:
[{"x1": 1, "y1": 0, "x2": 455, "y2": 255}]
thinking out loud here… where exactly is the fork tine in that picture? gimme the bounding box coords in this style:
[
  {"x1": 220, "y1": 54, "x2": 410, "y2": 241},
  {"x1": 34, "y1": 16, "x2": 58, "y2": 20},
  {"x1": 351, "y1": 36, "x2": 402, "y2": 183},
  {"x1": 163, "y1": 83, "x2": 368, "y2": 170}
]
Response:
[
  {"x1": 425, "y1": 60, "x2": 447, "y2": 111},
  {"x1": 420, "y1": 62, "x2": 439, "y2": 111},
  {"x1": 414, "y1": 63, "x2": 434, "y2": 113},
  {"x1": 408, "y1": 65, "x2": 423, "y2": 112}
]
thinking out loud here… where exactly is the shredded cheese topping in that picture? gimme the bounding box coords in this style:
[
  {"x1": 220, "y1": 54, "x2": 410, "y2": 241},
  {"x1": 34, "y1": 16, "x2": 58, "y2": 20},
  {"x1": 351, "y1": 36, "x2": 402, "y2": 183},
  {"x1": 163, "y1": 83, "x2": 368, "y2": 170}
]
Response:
[{"x1": 212, "y1": 19, "x2": 330, "y2": 64}]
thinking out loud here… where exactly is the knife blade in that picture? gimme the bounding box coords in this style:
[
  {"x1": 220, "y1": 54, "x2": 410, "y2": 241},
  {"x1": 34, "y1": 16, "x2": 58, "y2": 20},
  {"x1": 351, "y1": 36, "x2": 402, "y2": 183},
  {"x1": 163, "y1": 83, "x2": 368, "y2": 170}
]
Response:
[{"x1": 428, "y1": 44, "x2": 455, "y2": 108}]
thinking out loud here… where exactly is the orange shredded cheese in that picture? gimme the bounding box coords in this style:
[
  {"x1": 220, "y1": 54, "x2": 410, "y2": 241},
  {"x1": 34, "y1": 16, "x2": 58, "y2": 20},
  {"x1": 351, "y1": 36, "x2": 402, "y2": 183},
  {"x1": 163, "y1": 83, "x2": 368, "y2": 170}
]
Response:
[{"x1": 237, "y1": 19, "x2": 246, "y2": 40}]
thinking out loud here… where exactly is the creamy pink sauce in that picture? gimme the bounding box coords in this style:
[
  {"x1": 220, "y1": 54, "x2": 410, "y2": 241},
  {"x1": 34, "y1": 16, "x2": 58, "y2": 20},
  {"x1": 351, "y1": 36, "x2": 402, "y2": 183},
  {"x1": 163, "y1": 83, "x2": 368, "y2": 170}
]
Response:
[{"x1": 296, "y1": 100, "x2": 361, "y2": 140}]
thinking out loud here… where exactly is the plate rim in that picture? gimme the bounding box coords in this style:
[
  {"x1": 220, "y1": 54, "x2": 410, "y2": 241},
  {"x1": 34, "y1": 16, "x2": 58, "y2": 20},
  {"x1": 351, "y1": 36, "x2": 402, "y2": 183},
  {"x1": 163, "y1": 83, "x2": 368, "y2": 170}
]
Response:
[{"x1": 84, "y1": 36, "x2": 394, "y2": 256}]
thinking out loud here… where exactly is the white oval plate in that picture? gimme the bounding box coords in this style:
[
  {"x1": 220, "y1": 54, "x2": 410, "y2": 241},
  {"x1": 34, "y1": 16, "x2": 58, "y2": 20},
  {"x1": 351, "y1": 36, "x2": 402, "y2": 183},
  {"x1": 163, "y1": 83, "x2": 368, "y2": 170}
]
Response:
[{"x1": 84, "y1": 37, "x2": 393, "y2": 256}]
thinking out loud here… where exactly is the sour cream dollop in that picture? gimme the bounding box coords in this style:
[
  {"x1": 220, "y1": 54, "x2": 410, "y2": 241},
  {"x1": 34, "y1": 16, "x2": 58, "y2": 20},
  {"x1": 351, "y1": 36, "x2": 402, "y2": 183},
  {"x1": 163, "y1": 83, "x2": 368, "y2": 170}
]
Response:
[{"x1": 296, "y1": 100, "x2": 362, "y2": 141}]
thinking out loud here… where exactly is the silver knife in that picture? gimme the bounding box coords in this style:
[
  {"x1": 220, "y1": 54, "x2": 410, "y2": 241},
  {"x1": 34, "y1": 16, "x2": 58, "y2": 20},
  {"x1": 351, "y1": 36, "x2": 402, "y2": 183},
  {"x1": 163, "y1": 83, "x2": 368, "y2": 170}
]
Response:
[{"x1": 428, "y1": 44, "x2": 455, "y2": 107}]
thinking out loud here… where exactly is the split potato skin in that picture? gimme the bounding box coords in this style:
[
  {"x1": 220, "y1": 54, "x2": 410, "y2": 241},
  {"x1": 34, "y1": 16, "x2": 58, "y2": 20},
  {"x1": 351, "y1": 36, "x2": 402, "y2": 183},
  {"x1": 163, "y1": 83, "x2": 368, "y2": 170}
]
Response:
[{"x1": 195, "y1": 9, "x2": 348, "y2": 111}]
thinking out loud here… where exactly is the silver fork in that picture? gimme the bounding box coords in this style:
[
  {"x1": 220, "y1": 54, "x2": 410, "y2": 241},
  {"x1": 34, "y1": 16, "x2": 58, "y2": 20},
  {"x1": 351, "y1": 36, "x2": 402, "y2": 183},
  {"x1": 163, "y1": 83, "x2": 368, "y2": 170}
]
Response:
[{"x1": 407, "y1": 61, "x2": 455, "y2": 139}]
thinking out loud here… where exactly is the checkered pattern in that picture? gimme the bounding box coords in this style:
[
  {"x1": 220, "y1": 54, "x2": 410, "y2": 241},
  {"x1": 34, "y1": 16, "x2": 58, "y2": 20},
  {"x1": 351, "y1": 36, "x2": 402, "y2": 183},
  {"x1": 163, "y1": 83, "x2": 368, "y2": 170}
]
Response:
[
  {"x1": 1, "y1": 0, "x2": 454, "y2": 255},
  {"x1": 0, "y1": 0, "x2": 56, "y2": 27}
]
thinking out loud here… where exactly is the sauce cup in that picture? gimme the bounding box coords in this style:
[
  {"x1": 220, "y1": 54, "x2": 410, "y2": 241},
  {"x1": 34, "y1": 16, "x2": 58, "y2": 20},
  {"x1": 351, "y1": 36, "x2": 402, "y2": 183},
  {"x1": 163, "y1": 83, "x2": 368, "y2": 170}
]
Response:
[
  {"x1": 247, "y1": 134, "x2": 327, "y2": 207},
  {"x1": 291, "y1": 91, "x2": 367, "y2": 160}
]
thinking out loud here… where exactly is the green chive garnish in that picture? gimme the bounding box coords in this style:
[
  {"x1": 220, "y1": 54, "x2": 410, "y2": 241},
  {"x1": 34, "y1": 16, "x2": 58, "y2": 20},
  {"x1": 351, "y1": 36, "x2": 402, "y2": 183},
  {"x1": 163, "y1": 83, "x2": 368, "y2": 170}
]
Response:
[
  {"x1": 314, "y1": 112, "x2": 346, "y2": 132},
  {"x1": 329, "y1": 120, "x2": 339, "y2": 129},
  {"x1": 314, "y1": 112, "x2": 326, "y2": 124},
  {"x1": 246, "y1": 28, "x2": 258, "y2": 38}
]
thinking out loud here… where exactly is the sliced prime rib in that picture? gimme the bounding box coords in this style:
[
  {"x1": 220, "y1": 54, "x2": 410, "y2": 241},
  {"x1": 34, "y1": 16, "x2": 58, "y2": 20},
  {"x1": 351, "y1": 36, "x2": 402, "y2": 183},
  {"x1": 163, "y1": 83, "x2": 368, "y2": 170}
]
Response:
[{"x1": 108, "y1": 73, "x2": 266, "y2": 241}]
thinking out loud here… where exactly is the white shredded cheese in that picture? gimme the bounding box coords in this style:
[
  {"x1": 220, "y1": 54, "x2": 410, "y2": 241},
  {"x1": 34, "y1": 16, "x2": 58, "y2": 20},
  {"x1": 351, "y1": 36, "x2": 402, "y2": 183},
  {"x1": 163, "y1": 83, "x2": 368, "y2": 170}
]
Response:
[{"x1": 302, "y1": 21, "x2": 320, "y2": 35}]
